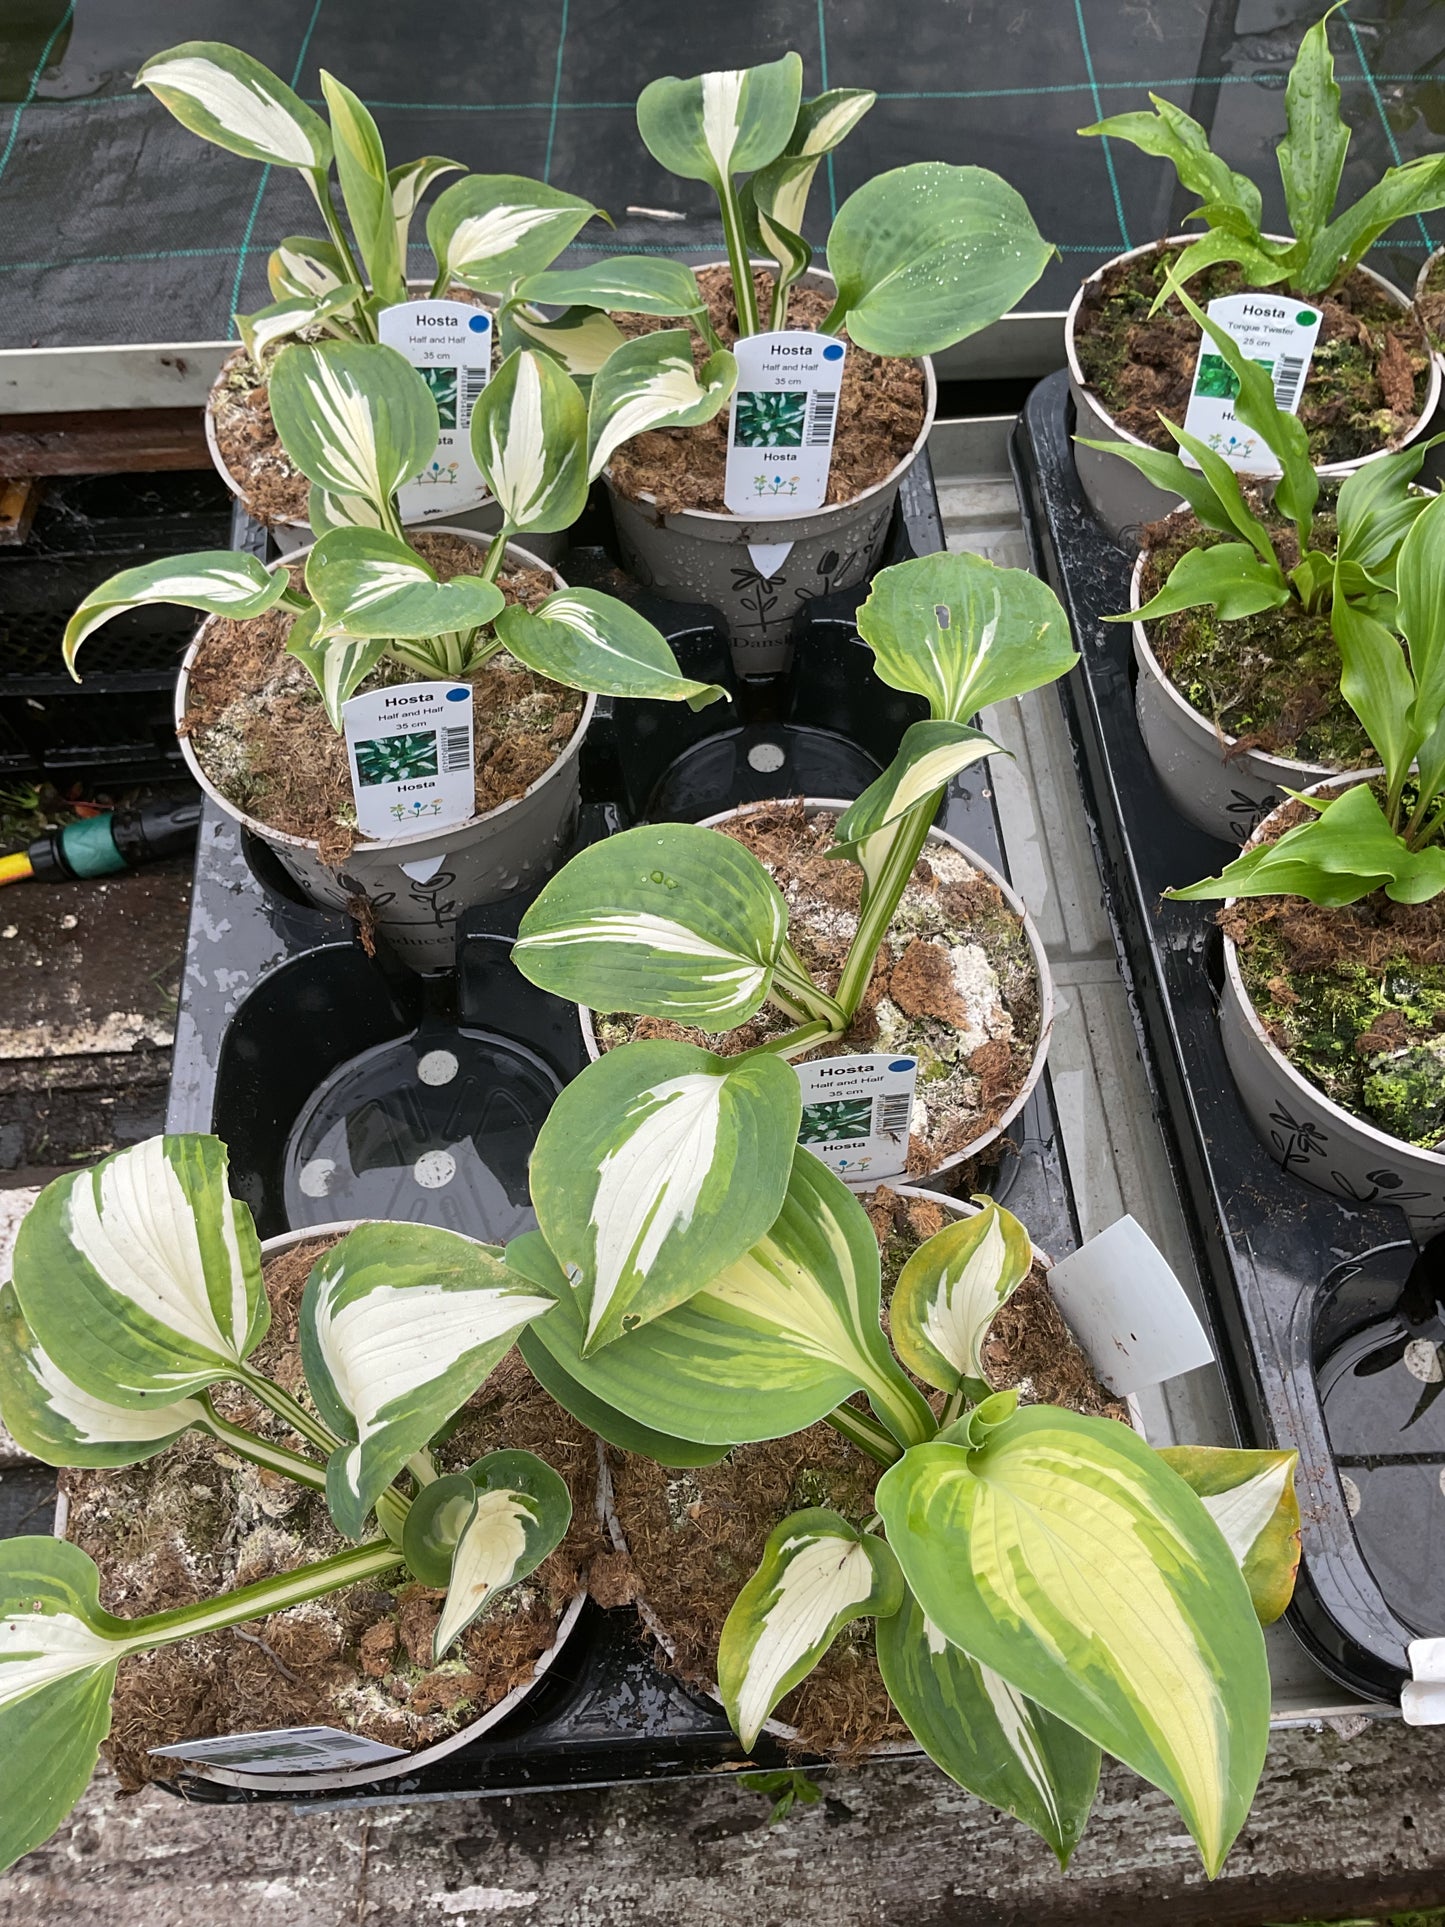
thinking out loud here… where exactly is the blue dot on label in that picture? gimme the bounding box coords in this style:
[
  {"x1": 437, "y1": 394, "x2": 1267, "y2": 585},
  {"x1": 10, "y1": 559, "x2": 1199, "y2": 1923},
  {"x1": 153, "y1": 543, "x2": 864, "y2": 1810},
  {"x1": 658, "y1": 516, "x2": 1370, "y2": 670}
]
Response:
[
  {"x1": 446, "y1": 687, "x2": 469, "y2": 701},
  {"x1": 823, "y1": 343, "x2": 844, "y2": 361},
  {"x1": 889, "y1": 1059, "x2": 915, "y2": 1072},
  {"x1": 469, "y1": 314, "x2": 490, "y2": 332}
]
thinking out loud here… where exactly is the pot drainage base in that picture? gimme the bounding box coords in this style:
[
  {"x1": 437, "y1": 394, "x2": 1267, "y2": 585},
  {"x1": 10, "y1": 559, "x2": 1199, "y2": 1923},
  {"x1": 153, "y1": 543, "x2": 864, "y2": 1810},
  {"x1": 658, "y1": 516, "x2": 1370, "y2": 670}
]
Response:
[{"x1": 645, "y1": 724, "x2": 879, "y2": 820}]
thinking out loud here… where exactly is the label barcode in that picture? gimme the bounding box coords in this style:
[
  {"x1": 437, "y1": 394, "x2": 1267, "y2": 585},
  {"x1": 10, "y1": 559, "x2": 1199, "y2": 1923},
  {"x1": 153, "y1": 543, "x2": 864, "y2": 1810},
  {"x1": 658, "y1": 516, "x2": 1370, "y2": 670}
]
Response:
[
  {"x1": 441, "y1": 726, "x2": 471, "y2": 773},
  {"x1": 873, "y1": 1093, "x2": 913, "y2": 1137},
  {"x1": 1272, "y1": 355, "x2": 1307, "y2": 410},
  {"x1": 459, "y1": 364, "x2": 490, "y2": 426},
  {"x1": 805, "y1": 388, "x2": 838, "y2": 446}
]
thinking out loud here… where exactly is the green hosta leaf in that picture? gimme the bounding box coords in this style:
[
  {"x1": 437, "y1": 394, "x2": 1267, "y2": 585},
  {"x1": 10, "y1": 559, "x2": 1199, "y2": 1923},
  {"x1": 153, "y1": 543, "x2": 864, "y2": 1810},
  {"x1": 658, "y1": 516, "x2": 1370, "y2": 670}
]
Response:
[
  {"x1": 718, "y1": 1509, "x2": 903, "y2": 1749},
  {"x1": 62, "y1": 552, "x2": 289, "y2": 678},
  {"x1": 856, "y1": 551, "x2": 1076, "y2": 724},
  {"x1": 876, "y1": 1405, "x2": 1271, "y2": 1877},
  {"x1": 1278, "y1": 7, "x2": 1349, "y2": 250},
  {"x1": 513, "y1": 820, "x2": 788, "y2": 1024},
  {"x1": 387, "y1": 155, "x2": 462, "y2": 265},
  {"x1": 824, "y1": 163, "x2": 1052, "y2": 357},
  {"x1": 235, "y1": 284, "x2": 365, "y2": 365},
  {"x1": 269, "y1": 340, "x2": 438, "y2": 516},
  {"x1": 527, "y1": 1040, "x2": 801, "y2": 1350},
  {"x1": 1335, "y1": 437, "x2": 1441, "y2": 578},
  {"x1": 0, "y1": 1538, "x2": 128, "y2": 1877},
  {"x1": 1330, "y1": 594, "x2": 1415, "y2": 798},
  {"x1": 1130, "y1": 541, "x2": 1292, "y2": 625},
  {"x1": 1398, "y1": 491, "x2": 1445, "y2": 787},
  {"x1": 1073, "y1": 437, "x2": 1241, "y2": 538},
  {"x1": 501, "y1": 302, "x2": 627, "y2": 382},
  {"x1": 1160, "y1": 418, "x2": 1279, "y2": 567},
  {"x1": 636, "y1": 54, "x2": 802, "y2": 190},
  {"x1": 10, "y1": 1136, "x2": 267, "y2": 1409},
  {"x1": 427, "y1": 175, "x2": 603, "y2": 294},
  {"x1": 1157, "y1": 1446, "x2": 1301, "y2": 1626},
  {"x1": 284, "y1": 605, "x2": 387, "y2": 731},
  {"x1": 268, "y1": 234, "x2": 349, "y2": 302},
  {"x1": 1078, "y1": 96, "x2": 1262, "y2": 233},
  {"x1": 1152, "y1": 228, "x2": 1297, "y2": 302},
  {"x1": 513, "y1": 256, "x2": 705, "y2": 321},
  {"x1": 829, "y1": 721, "x2": 1002, "y2": 893},
  {"x1": 306, "y1": 526, "x2": 504, "y2": 638},
  {"x1": 495, "y1": 587, "x2": 725, "y2": 708},
  {"x1": 587, "y1": 330, "x2": 736, "y2": 479},
  {"x1": 1298, "y1": 153, "x2": 1445, "y2": 294},
  {"x1": 0, "y1": 1283, "x2": 205, "y2": 1469},
  {"x1": 320, "y1": 72, "x2": 404, "y2": 308},
  {"x1": 876, "y1": 1585, "x2": 1100, "y2": 1868},
  {"x1": 753, "y1": 87, "x2": 876, "y2": 245},
  {"x1": 299, "y1": 1223, "x2": 556, "y2": 1539},
  {"x1": 469, "y1": 348, "x2": 588, "y2": 534},
  {"x1": 137, "y1": 41, "x2": 331, "y2": 174},
  {"x1": 889, "y1": 1199, "x2": 1033, "y2": 1397}
]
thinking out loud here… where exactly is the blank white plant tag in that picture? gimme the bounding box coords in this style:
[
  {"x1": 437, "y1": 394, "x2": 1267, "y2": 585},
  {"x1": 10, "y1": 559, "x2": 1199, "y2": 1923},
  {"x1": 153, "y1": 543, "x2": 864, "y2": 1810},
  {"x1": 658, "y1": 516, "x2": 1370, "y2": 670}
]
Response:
[
  {"x1": 794, "y1": 1051, "x2": 918, "y2": 1184},
  {"x1": 149, "y1": 1723, "x2": 407, "y2": 1772},
  {"x1": 724, "y1": 330, "x2": 846, "y2": 517},
  {"x1": 342, "y1": 680, "x2": 474, "y2": 840},
  {"x1": 1180, "y1": 292, "x2": 1322, "y2": 476},
  {"x1": 1045, "y1": 1215, "x2": 1215, "y2": 1394},
  {"x1": 377, "y1": 298, "x2": 493, "y2": 521}
]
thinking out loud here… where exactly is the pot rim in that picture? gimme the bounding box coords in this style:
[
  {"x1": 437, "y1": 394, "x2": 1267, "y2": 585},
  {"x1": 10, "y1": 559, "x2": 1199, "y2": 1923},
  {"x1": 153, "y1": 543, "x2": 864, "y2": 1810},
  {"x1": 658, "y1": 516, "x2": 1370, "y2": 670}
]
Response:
[
  {"x1": 174, "y1": 527, "x2": 597, "y2": 861},
  {"x1": 1220, "y1": 770, "x2": 1445, "y2": 1173},
  {"x1": 576, "y1": 795, "x2": 1055, "y2": 1180},
  {"x1": 1065, "y1": 233, "x2": 1442, "y2": 472}
]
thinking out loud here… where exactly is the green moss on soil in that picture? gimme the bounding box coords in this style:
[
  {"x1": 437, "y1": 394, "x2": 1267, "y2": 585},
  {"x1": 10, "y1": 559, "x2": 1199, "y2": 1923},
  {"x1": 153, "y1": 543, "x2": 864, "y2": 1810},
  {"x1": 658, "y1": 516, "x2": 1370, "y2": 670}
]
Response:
[{"x1": 1420, "y1": 249, "x2": 1445, "y2": 349}]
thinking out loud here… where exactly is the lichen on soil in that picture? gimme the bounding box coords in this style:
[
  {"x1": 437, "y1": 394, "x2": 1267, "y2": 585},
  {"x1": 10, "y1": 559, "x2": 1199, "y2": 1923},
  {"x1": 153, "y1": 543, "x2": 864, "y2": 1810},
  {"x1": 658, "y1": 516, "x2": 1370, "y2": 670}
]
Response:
[
  {"x1": 593, "y1": 801, "x2": 1041, "y2": 1174},
  {"x1": 1074, "y1": 244, "x2": 1430, "y2": 463},
  {"x1": 62, "y1": 1234, "x2": 601, "y2": 1792}
]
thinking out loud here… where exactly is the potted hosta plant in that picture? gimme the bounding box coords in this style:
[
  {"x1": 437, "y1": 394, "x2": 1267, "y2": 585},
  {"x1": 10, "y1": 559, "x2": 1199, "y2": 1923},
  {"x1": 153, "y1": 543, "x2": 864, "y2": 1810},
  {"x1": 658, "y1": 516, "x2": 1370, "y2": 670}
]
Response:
[
  {"x1": 0, "y1": 1135, "x2": 592, "y2": 1871},
  {"x1": 1069, "y1": 8, "x2": 1444, "y2": 538},
  {"x1": 139, "y1": 41, "x2": 602, "y2": 540},
  {"x1": 1169, "y1": 489, "x2": 1445, "y2": 1226},
  {"x1": 1087, "y1": 290, "x2": 1441, "y2": 841},
  {"x1": 508, "y1": 550, "x2": 1077, "y2": 1191},
  {"x1": 63, "y1": 339, "x2": 722, "y2": 969},
  {"x1": 498, "y1": 53, "x2": 1052, "y2": 667}
]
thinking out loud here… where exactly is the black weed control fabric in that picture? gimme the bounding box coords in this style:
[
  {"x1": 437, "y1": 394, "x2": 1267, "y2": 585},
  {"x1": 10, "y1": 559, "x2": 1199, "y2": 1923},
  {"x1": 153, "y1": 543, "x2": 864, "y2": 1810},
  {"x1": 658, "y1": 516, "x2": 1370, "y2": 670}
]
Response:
[{"x1": 0, "y1": 0, "x2": 1443, "y2": 348}]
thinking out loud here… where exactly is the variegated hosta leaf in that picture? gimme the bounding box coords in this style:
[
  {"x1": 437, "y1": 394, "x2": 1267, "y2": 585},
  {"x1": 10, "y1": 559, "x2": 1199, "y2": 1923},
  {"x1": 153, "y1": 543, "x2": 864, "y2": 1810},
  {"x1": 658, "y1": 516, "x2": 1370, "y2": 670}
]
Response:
[
  {"x1": 586, "y1": 330, "x2": 736, "y2": 480},
  {"x1": 746, "y1": 89, "x2": 875, "y2": 294},
  {"x1": 469, "y1": 349, "x2": 588, "y2": 534},
  {"x1": 527, "y1": 1040, "x2": 802, "y2": 1351},
  {"x1": 718, "y1": 1508, "x2": 903, "y2": 1749},
  {"x1": 284, "y1": 604, "x2": 388, "y2": 730},
  {"x1": 268, "y1": 340, "x2": 438, "y2": 519},
  {"x1": 320, "y1": 72, "x2": 404, "y2": 307},
  {"x1": 856, "y1": 551, "x2": 1077, "y2": 725},
  {"x1": 828, "y1": 720, "x2": 1003, "y2": 894},
  {"x1": 1158, "y1": 1446, "x2": 1301, "y2": 1626},
  {"x1": 236, "y1": 283, "x2": 365, "y2": 365},
  {"x1": 636, "y1": 54, "x2": 802, "y2": 190},
  {"x1": 299, "y1": 1222, "x2": 555, "y2": 1539},
  {"x1": 876, "y1": 1585, "x2": 1100, "y2": 1868},
  {"x1": 62, "y1": 552, "x2": 289, "y2": 678},
  {"x1": 402, "y1": 1450, "x2": 571, "y2": 1660},
  {"x1": 748, "y1": 182, "x2": 811, "y2": 301},
  {"x1": 387, "y1": 156, "x2": 462, "y2": 266},
  {"x1": 9, "y1": 1136, "x2": 268, "y2": 1409},
  {"x1": 876, "y1": 1406, "x2": 1271, "y2": 1877},
  {"x1": 136, "y1": 41, "x2": 331, "y2": 174},
  {"x1": 268, "y1": 234, "x2": 348, "y2": 302},
  {"x1": 521, "y1": 1145, "x2": 934, "y2": 1447},
  {"x1": 0, "y1": 1284, "x2": 205, "y2": 1469},
  {"x1": 825, "y1": 163, "x2": 1052, "y2": 357},
  {"x1": 308, "y1": 481, "x2": 390, "y2": 536},
  {"x1": 495, "y1": 587, "x2": 725, "y2": 708},
  {"x1": 0, "y1": 1539, "x2": 127, "y2": 1878},
  {"x1": 513, "y1": 256, "x2": 705, "y2": 321},
  {"x1": 500, "y1": 302, "x2": 627, "y2": 382},
  {"x1": 306, "y1": 526, "x2": 504, "y2": 639},
  {"x1": 427, "y1": 174, "x2": 603, "y2": 294},
  {"x1": 513, "y1": 820, "x2": 788, "y2": 1024},
  {"x1": 889, "y1": 1198, "x2": 1033, "y2": 1397}
]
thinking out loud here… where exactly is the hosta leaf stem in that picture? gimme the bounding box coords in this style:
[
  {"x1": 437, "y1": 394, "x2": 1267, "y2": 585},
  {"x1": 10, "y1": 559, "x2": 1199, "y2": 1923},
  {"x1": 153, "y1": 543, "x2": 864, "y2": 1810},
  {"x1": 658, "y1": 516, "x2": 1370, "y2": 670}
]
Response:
[
  {"x1": 824, "y1": 1402, "x2": 907, "y2": 1466},
  {"x1": 308, "y1": 182, "x2": 375, "y2": 341},
  {"x1": 232, "y1": 1363, "x2": 341, "y2": 1457},
  {"x1": 114, "y1": 1540, "x2": 403, "y2": 1656},
  {"x1": 196, "y1": 1394, "x2": 327, "y2": 1490},
  {"x1": 834, "y1": 798, "x2": 937, "y2": 1016},
  {"x1": 740, "y1": 1017, "x2": 841, "y2": 1062}
]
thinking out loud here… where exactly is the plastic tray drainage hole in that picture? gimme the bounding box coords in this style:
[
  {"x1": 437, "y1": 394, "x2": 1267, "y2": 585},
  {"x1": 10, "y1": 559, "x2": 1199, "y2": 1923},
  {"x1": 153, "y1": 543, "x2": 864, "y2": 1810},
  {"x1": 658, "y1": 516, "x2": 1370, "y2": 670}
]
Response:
[
  {"x1": 414, "y1": 1149, "x2": 457, "y2": 1189},
  {"x1": 748, "y1": 741, "x2": 786, "y2": 773},
  {"x1": 299, "y1": 1157, "x2": 339, "y2": 1200},
  {"x1": 417, "y1": 1049, "x2": 459, "y2": 1086}
]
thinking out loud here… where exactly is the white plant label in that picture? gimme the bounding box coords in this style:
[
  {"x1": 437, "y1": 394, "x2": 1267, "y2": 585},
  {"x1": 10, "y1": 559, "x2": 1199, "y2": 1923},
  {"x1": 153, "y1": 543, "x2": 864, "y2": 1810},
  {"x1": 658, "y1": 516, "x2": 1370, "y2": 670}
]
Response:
[
  {"x1": 1180, "y1": 293, "x2": 1322, "y2": 475},
  {"x1": 377, "y1": 298, "x2": 493, "y2": 521},
  {"x1": 149, "y1": 1723, "x2": 408, "y2": 1772},
  {"x1": 724, "y1": 329, "x2": 846, "y2": 517},
  {"x1": 794, "y1": 1051, "x2": 917, "y2": 1184},
  {"x1": 342, "y1": 679, "x2": 474, "y2": 840}
]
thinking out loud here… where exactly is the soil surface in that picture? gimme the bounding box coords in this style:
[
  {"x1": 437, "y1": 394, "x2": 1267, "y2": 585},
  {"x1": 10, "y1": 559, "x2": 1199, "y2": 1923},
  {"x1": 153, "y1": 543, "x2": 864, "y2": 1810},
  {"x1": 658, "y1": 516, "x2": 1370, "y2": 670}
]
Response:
[
  {"x1": 62, "y1": 1233, "x2": 601, "y2": 1791},
  {"x1": 1227, "y1": 783, "x2": 1445, "y2": 1147},
  {"x1": 1074, "y1": 243, "x2": 1431, "y2": 463},
  {"x1": 1420, "y1": 250, "x2": 1445, "y2": 348},
  {"x1": 599, "y1": 1184, "x2": 1129, "y2": 1760},
  {"x1": 593, "y1": 801, "x2": 1042, "y2": 1174},
  {"x1": 182, "y1": 530, "x2": 580, "y2": 863},
  {"x1": 607, "y1": 266, "x2": 927, "y2": 515}
]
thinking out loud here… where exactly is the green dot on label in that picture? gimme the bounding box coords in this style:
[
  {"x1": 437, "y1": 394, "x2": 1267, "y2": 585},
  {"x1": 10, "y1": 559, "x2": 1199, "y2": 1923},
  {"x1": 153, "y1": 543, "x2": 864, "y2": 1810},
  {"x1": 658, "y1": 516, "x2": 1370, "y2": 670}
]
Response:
[{"x1": 1296, "y1": 310, "x2": 1317, "y2": 325}]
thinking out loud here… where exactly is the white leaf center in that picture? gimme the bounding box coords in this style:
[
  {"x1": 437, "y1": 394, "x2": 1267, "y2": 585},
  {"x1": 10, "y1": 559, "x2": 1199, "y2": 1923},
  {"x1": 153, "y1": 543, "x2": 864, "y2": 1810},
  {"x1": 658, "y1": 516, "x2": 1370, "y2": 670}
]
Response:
[
  {"x1": 145, "y1": 57, "x2": 316, "y2": 167},
  {"x1": 735, "y1": 1532, "x2": 873, "y2": 1745}
]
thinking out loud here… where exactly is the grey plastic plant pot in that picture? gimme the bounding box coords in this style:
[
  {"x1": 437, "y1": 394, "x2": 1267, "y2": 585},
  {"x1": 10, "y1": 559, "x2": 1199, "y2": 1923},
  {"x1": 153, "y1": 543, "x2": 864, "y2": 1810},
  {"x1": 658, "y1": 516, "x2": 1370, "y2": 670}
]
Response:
[
  {"x1": 1414, "y1": 248, "x2": 1445, "y2": 493},
  {"x1": 175, "y1": 530, "x2": 595, "y2": 972},
  {"x1": 577, "y1": 797, "x2": 1054, "y2": 1187},
  {"x1": 1219, "y1": 777, "x2": 1445, "y2": 1233},
  {"x1": 603, "y1": 265, "x2": 939, "y2": 678},
  {"x1": 1066, "y1": 236, "x2": 1441, "y2": 545},
  {"x1": 1128, "y1": 538, "x2": 1337, "y2": 844},
  {"x1": 53, "y1": 1219, "x2": 589, "y2": 1796}
]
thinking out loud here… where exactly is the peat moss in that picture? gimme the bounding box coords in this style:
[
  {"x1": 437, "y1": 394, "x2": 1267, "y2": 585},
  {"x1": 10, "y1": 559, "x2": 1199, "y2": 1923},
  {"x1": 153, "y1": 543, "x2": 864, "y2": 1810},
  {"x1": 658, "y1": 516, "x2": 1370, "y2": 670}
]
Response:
[{"x1": 1420, "y1": 249, "x2": 1445, "y2": 349}]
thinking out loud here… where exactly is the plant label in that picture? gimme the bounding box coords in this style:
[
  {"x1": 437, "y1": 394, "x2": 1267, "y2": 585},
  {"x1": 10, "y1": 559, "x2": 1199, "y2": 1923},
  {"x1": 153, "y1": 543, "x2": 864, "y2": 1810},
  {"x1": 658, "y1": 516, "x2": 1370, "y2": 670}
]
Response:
[
  {"x1": 342, "y1": 680, "x2": 475, "y2": 840},
  {"x1": 149, "y1": 1723, "x2": 408, "y2": 1772},
  {"x1": 1046, "y1": 1216, "x2": 1215, "y2": 1394},
  {"x1": 377, "y1": 299, "x2": 493, "y2": 521},
  {"x1": 724, "y1": 330, "x2": 846, "y2": 517},
  {"x1": 794, "y1": 1051, "x2": 917, "y2": 1183},
  {"x1": 1180, "y1": 293, "x2": 1322, "y2": 475}
]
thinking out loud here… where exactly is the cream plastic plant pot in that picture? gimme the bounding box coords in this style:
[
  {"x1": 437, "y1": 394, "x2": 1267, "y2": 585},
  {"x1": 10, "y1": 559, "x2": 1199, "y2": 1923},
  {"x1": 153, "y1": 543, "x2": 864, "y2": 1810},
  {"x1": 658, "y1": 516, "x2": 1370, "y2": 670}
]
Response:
[
  {"x1": 175, "y1": 529, "x2": 595, "y2": 972},
  {"x1": 1066, "y1": 236, "x2": 1441, "y2": 545},
  {"x1": 52, "y1": 1218, "x2": 589, "y2": 1796},
  {"x1": 577, "y1": 798, "x2": 1054, "y2": 1187},
  {"x1": 603, "y1": 266, "x2": 939, "y2": 678},
  {"x1": 1414, "y1": 248, "x2": 1445, "y2": 493},
  {"x1": 1219, "y1": 776, "x2": 1445, "y2": 1232}
]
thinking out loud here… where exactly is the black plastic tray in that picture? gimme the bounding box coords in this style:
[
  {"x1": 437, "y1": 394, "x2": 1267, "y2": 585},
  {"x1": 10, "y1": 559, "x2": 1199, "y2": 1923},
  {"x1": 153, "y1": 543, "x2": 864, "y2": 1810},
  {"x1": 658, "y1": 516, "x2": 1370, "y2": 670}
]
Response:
[{"x1": 1013, "y1": 368, "x2": 1431, "y2": 1705}]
